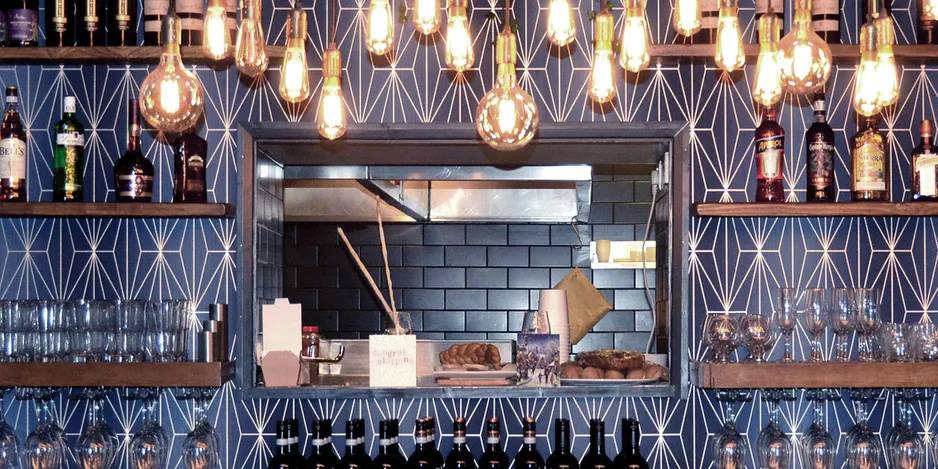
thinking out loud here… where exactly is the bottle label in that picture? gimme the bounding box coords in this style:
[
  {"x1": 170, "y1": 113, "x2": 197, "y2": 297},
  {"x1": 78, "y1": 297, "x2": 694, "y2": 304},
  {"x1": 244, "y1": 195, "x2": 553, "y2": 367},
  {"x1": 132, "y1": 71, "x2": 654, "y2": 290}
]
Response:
[
  {"x1": 486, "y1": 437, "x2": 500, "y2": 445},
  {"x1": 57, "y1": 132, "x2": 85, "y2": 147},
  {"x1": 5, "y1": 96, "x2": 16, "y2": 105},
  {"x1": 59, "y1": 144, "x2": 83, "y2": 194},
  {"x1": 276, "y1": 438, "x2": 289, "y2": 446},
  {"x1": 807, "y1": 138, "x2": 834, "y2": 190},
  {"x1": 523, "y1": 436, "x2": 536, "y2": 444},
  {"x1": 0, "y1": 138, "x2": 27, "y2": 181},
  {"x1": 144, "y1": 0, "x2": 170, "y2": 15},
  {"x1": 177, "y1": 0, "x2": 203, "y2": 13},
  {"x1": 853, "y1": 141, "x2": 887, "y2": 191},
  {"x1": 311, "y1": 438, "x2": 327, "y2": 446},
  {"x1": 917, "y1": 153, "x2": 938, "y2": 197},
  {"x1": 323, "y1": 436, "x2": 332, "y2": 444},
  {"x1": 8, "y1": 9, "x2": 39, "y2": 42},
  {"x1": 415, "y1": 436, "x2": 428, "y2": 444},
  {"x1": 453, "y1": 436, "x2": 466, "y2": 444},
  {"x1": 379, "y1": 437, "x2": 398, "y2": 446},
  {"x1": 813, "y1": 0, "x2": 839, "y2": 14},
  {"x1": 346, "y1": 439, "x2": 356, "y2": 446},
  {"x1": 117, "y1": 173, "x2": 154, "y2": 198},
  {"x1": 756, "y1": 135, "x2": 784, "y2": 179}
]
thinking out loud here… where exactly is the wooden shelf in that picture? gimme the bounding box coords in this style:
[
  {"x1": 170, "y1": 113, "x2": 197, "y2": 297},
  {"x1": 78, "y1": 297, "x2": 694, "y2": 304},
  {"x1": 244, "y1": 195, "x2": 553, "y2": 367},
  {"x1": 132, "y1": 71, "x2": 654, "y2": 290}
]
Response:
[
  {"x1": 0, "y1": 46, "x2": 285, "y2": 64},
  {"x1": 693, "y1": 361, "x2": 938, "y2": 388},
  {"x1": 0, "y1": 202, "x2": 235, "y2": 218},
  {"x1": 693, "y1": 202, "x2": 938, "y2": 217},
  {"x1": 0, "y1": 362, "x2": 234, "y2": 387}
]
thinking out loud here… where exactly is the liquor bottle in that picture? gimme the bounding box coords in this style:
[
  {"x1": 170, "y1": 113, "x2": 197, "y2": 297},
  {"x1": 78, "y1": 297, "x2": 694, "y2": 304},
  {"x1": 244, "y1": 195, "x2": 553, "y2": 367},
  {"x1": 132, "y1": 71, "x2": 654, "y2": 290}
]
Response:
[
  {"x1": 114, "y1": 99, "x2": 154, "y2": 202},
  {"x1": 580, "y1": 420, "x2": 611, "y2": 469},
  {"x1": 143, "y1": 0, "x2": 169, "y2": 44},
  {"x1": 172, "y1": 128, "x2": 207, "y2": 202},
  {"x1": 612, "y1": 420, "x2": 648, "y2": 469},
  {"x1": 353, "y1": 419, "x2": 373, "y2": 469},
  {"x1": 6, "y1": 0, "x2": 39, "y2": 46},
  {"x1": 175, "y1": 0, "x2": 203, "y2": 45},
  {"x1": 375, "y1": 420, "x2": 407, "y2": 469},
  {"x1": 108, "y1": 0, "x2": 138, "y2": 46},
  {"x1": 850, "y1": 115, "x2": 890, "y2": 201},
  {"x1": 0, "y1": 86, "x2": 27, "y2": 201},
  {"x1": 755, "y1": 0, "x2": 784, "y2": 38},
  {"x1": 445, "y1": 418, "x2": 475, "y2": 469},
  {"x1": 912, "y1": 120, "x2": 938, "y2": 200},
  {"x1": 545, "y1": 419, "x2": 578, "y2": 469},
  {"x1": 408, "y1": 419, "x2": 441, "y2": 469},
  {"x1": 53, "y1": 96, "x2": 85, "y2": 202},
  {"x1": 46, "y1": 0, "x2": 75, "y2": 46},
  {"x1": 691, "y1": 0, "x2": 718, "y2": 44},
  {"x1": 513, "y1": 418, "x2": 544, "y2": 469},
  {"x1": 812, "y1": 0, "x2": 840, "y2": 43},
  {"x1": 270, "y1": 420, "x2": 299, "y2": 469},
  {"x1": 423, "y1": 418, "x2": 443, "y2": 469},
  {"x1": 755, "y1": 106, "x2": 785, "y2": 202},
  {"x1": 76, "y1": 0, "x2": 105, "y2": 45},
  {"x1": 477, "y1": 418, "x2": 509, "y2": 469},
  {"x1": 805, "y1": 92, "x2": 836, "y2": 202},
  {"x1": 309, "y1": 419, "x2": 340, "y2": 469},
  {"x1": 289, "y1": 419, "x2": 307, "y2": 469}
]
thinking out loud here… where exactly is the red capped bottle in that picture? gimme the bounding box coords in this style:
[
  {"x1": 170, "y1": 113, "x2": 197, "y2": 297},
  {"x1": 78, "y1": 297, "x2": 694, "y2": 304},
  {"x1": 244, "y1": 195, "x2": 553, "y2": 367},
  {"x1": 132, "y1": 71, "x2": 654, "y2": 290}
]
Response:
[{"x1": 755, "y1": 106, "x2": 785, "y2": 202}]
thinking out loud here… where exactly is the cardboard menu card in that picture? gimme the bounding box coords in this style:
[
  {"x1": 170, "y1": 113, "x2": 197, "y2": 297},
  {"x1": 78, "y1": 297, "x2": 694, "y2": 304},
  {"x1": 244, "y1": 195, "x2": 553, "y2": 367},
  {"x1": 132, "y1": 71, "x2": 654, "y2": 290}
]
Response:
[{"x1": 261, "y1": 298, "x2": 302, "y2": 387}]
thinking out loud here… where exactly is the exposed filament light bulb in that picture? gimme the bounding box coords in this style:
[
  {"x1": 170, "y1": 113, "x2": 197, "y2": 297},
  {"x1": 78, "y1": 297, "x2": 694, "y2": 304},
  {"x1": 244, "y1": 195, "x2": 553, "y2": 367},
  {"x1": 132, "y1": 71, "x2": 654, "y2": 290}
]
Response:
[
  {"x1": 203, "y1": 0, "x2": 231, "y2": 59},
  {"x1": 413, "y1": 0, "x2": 441, "y2": 34},
  {"x1": 445, "y1": 0, "x2": 474, "y2": 71},
  {"x1": 854, "y1": 23, "x2": 883, "y2": 117},
  {"x1": 873, "y1": 11, "x2": 898, "y2": 107},
  {"x1": 619, "y1": 0, "x2": 650, "y2": 73},
  {"x1": 925, "y1": 0, "x2": 938, "y2": 20},
  {"x1": 777, "y1": 0, "x2": 831, "y2": 93},
  {"x1": 752, "y1": 10, "x2": 782, "y2": 106},
  {"x1": 235, "y1": 0, "x2": 269, "y2": 77},
  {"x1": 280, "y1": 2, "x2": 310, "y2": 103},
  {"x1": 366, "y1": 0, "x2": 395, "y2": 55},
  {"x1": 673, "y1": 0, "x2": 702, "y2": 36},
  {"x1": 318, "y1": 45, "x2": 348, "y2": 140},
  {"x1": 547, "y1": 0, "x2": 576, "y2": 46},
  {"x1": 589, "y1": 9, "x2": 616, "y2": 103},
  {"x1": 714, "y1": 0, "x2": 745, "y2": 72}
]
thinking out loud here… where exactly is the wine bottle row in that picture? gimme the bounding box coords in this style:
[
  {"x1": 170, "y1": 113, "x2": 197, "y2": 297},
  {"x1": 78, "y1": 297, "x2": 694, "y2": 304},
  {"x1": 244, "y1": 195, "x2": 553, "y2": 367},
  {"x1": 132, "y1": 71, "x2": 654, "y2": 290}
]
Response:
[
  {"x1": 0, "y1": 0, "x2": 236, "y2": 47},
  {"x1": 276, "y1": 416, "x2": 649, "y2": 469},
  {"x1": 0, "y1": 86, "x2": 208, "y2": 203},
  {"x1": 754, "y1": 92, "x2": 938, "y2": 203}
]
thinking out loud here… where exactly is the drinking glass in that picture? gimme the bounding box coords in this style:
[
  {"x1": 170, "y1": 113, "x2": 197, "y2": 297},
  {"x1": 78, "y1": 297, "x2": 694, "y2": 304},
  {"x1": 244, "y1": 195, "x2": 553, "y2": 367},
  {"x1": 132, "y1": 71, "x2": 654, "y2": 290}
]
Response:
[
  {"x1": 887, "y1": 392, "x2": 923, "y2": 469},
  {"x1": 913, "y1": 323, "x2": 938, "y2": 362},
  {"x1": 844, "y1": 390, "x2": 881, "y2": 469},
  {"x1": 22, "y1": 389, "x2": 66, "y2": 469},
  {"x1": 74, "y1": 391, "x2": 118, "y2": 469},
  {"x1": 115, "y1": 300, "x2": 148, "y2": 363},
  {"x1": 829, "y1": 289, "x2": 856, "y2": 362},
  {"x1": 521, "y1": 310, "x2": 550, "y2": 334},
  {"x1": 741, "y1": 313, "x2": 774, "y2": 363},
  {"x1": 880, "y1": 323, "x2": 913, "y2": 363},
  {"x1": 129, "y1": 392, "x2": 168, "y2": 469},
  {"x1": 149, "y1": 301, "x2": 186, "y2": 362},
  {"x1": 707, "y1": 314, "x2": 739, "y2": 363},
  {"x1": 775, "y1": 288, "x2": 798, "y2": 363},
  {"x1": 0, "y1": 392, "x2": 21, "y2": 469},
  {"x1": 712, "y1": 398, "x2": 748, "y2": 469},
  {"x1": 855, "y1": 288, "x2": 881, "y2": 362},
  {"x1": 36, "y1": 301, "x2": 67, "y2": 363},
  {"x1": 803, "y1": 289, "x2": 828, "y2": 362},
  {"x1": 182, "y1": 396, "x2": 219, "y2": 469},
  {"x1": 756, "y1": 393, "x2": 792, "y2": 469},
  {"x1": 0, "y1": 302, "x2": 13, "y2": 363},
  {"x1": 802, "y1": 394, "x2": 835, "y2": 469},
  {"x1": 11, "y1": 302, "x2": 36, "y2": 363}
]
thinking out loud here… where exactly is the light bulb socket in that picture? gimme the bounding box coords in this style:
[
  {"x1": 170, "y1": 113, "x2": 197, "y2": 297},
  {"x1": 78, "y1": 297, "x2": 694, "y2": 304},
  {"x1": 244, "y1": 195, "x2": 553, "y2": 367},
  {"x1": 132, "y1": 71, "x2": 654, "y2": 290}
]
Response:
[
  {"x1": 625, "y1": 0, "x2": 643, "y2": 9},
  {"x1": 323, "y1": 46, "x2": 343, "y2": 78},
  {"x1": 207, "y1": 0, "x2": 226, "y2": 10},
  {"x1": 448, "y1": 0, "x2": 468, "y2": 14},
  {"x1": 860, "y1": 23, "x2": 878, "y2": 54},
  {"x1": 495, "y1": 30, "x2": 517, "y2": 65},
  {"x1": 757, "y1": 12, "x2": 779, "y2": 44},
  {"x1": 874, "y1": 14, "x2": 895, "y2": 46},
  {"x1": 719, "y1": 0, "x2": 737, "y2": 9},
  {"x1": 161, "y1": 8, "x2": 182, "y2": 46},
  {"x1": 288, "y1": 3, "x2": 307, "y2": 39},
  {"x1": 244, "y1": 0, "x2": 262, "y2": 20},
  {"x1": 595, "y1": 10, "x2": 615, "y2": 45}
]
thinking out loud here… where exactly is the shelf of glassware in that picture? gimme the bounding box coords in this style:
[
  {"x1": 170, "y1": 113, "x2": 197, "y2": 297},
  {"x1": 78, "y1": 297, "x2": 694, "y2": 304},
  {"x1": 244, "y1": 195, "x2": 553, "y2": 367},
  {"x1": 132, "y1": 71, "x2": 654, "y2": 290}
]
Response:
[
  {"x1": 694, "y1": 202, "x2": 938, "y2": 218},
  {"x1": 693, "y1": 361, "x2": 938, "y2": 389},
  {"x1": 0, "y1": 361, "x2": 235, "y2": 387}
]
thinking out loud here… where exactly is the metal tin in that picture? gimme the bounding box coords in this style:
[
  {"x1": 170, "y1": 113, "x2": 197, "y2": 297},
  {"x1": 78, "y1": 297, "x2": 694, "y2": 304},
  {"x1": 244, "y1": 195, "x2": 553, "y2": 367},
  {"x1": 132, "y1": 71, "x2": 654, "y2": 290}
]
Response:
[{"x1": 209, "y1": 303, "x2": 228, "y2": 360}]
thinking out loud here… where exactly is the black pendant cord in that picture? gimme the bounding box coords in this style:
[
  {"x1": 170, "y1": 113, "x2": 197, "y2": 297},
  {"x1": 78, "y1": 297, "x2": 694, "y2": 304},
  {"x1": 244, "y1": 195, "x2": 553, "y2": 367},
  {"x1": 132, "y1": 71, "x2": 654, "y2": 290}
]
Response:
[
  {"x1": 331, "y1": 0, "x2": 339, "y2": 45},
  {"x1": 503, "y1": 0, "x2": 510, "y2": 32}
]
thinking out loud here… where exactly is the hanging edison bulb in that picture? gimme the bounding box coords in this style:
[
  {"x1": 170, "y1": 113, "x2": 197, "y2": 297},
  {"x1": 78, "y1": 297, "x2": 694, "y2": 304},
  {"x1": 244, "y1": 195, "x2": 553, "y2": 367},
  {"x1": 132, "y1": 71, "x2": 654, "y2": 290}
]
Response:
[
  {"x1": 777, "y1": 0, "x2": 831, "y2": 93},
  {"x1": 589, "y1": 9, "x2": 616, "y2": 103},
  {"x1": 926, "y1": 0, "x2": 938, "y2": 22},
  {"x1": 854, "y1": 23, "x2": 883, "y2": 117},
  {"x1": 366, "y1": 0, "x2": 395, "y2": 54},
  {"x1": 413, "y1": 0, "x2": 442, "y2": 34},
  {"x1": 547, "y1": 0, "x2": 576, "y2": 46},
  {"x1": 139, "y1": 6, "x2": 204, "y2": 133},
  {"x1": 673, "y1": 0, "x2": 702, "y2": 36},
  {"x1": 280, "y1": 2, "x2": 310, "y2": 103},
  {"x1": 714, "y1": 0, "x2": 745, "y2": 72},
  {"x1": 752, "y1": 10, "x2": 782, "y2": 106},
  {"x1": 873, "y1": 11, "x2": 898, "y2": 107},
  {"x1": 203, "y1": 0, "x2": 231, "y2": 59},
  {"x1": 475, "y1": 16, "x2": 538, "y2": 151},
  {"x1": 235, "y1": 0, "x2": 269, "y2": 77},
  {"x1": 318, "y1": 45, "x2": 348, "y2": 139},
  {"x1": 445, "y1": 0, "x2": 474, "y2": 71},
  {"x1": 619, "y1": 0, "x2": 650, "y2": 73}
]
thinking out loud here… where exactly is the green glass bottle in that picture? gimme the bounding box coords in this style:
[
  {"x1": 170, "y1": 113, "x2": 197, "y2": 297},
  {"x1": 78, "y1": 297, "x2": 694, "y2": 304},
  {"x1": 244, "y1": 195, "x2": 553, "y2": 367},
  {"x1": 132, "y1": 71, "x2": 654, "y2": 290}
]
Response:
[{"x1": 53, "y1": 96, "x2": 85, "y2": 201}]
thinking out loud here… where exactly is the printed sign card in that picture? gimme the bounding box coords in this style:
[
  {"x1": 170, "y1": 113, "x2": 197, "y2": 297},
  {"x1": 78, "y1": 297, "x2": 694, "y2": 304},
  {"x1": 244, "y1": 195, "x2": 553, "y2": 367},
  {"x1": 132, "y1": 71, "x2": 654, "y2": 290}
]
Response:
[
  {"x1": 516, "y1": 333, "x2": 560, "y2": 387},
  {"x1": 369, "y1": 334, "x2": 417, "y2": 387}
]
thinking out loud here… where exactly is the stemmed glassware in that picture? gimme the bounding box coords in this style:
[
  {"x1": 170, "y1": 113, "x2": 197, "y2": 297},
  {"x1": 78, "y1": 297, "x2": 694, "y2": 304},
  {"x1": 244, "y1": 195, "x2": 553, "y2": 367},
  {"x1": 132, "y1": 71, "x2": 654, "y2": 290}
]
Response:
[
  {"x1": 182, "y1": 391, "x2": 219, "y2": 469},
  {"x1": 22, "y1": 388, "x2": 66, "y2": 469},
  {"x1": 886, "y1": 389, "x2": 924, "y2": 469},
  {"x1": 829, "y1": 289, "x2": 856, "y2": 363},
  {"x1": 775, "y1": 288, "x2": 798, "y2": 363},
  {"x1": 844, "y1": 389, "x2": 881, "y2": 469},
  {"x1": 130, "y1": 389, "x2": 169, "y2": 469},
  {"x1": 741, "y1": 313, "x2": 775, "y2": 363},
  {"x1": 802, "y1": 389, "x2": 836, "y2": 469},
  {"x1": 756, "y1": 390, "x2": 792, "y2": 469},
  {"x1": 855, "y1": 288, "x2": 881, "y2": 362},
  {"x1": 803, "y1": 289, "x2": 828, "y2": 363},
  {"x1": 712, "y1": 391, "x2": 749, "y2": 469},
  {"x1": 74, "y1": 389, "x2": 118, "y2": 469},
  {"x1": 707, "y1": 314, "x2": 740, "y2": 363},
  {"x1": 0, "y1": 391, "x2": 20, "y2": 469}
]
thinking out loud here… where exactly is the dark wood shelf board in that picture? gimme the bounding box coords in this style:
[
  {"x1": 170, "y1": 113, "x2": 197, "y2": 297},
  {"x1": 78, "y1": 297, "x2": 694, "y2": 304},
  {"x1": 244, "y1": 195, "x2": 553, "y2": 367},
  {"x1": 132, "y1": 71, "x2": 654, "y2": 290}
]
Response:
[
  {"x1": 0, "y1": 202, "x2": 235, "y2": 218},
  {"x1": 693, "y1": 361, "x2": 938, "y2": 388},
  {"x1": 693, "y1": 202, "x2": 938, "y2": 217},
  {"x1": 0, "y1": 362, "x2": 234, "y2": 387}
]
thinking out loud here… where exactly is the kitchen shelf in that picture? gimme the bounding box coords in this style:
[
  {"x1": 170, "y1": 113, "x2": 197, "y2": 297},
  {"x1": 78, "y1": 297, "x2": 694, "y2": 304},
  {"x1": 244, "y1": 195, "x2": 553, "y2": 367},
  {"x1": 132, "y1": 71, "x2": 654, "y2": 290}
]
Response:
[
  {"x1": 693, "y1": 361, "x2": 938, "y2": 389},
  {"x1": 0, "y1": 362, "x2": 234, "y2": 387},
  {"x1": 247, "y1": 383, "x2": 677, "y2": 399},
  {"x1": 693, "y1": 202, "x2": 938, "y2": 217},
  {"x1": 591, "y1": 261, "x2": 656, "y2": 269},
  {"x1": 0, "y1": 202, "x2": 235, "y2": 218}
]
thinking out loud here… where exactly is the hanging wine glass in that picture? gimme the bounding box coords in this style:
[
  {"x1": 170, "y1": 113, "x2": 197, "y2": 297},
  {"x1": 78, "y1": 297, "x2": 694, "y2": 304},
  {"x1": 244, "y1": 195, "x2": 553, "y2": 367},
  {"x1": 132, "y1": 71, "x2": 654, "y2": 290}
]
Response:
[
  {"x1": 75, "y1": 390, "x2": 118, "y2": 469},
  {"x1": 844, "y1": 390, "x2": 881, "y2": 469},
  {"x1": 182, "y1": 392, "x2": 219, "y2": 469},
  {"x1": 130, "y1": 390, "x2": 168, "y2": 469},
  {"x1": 0, "y1": 390, "x2": 21, "y2": 469},
  {"x1": 802, "y1": 390, "x2": 835, "y2": 469},
  {"x1": 22, "y1": 389, "x2": 66, "y2": 469},
  {"x1": 712, "y1": 393, "x2": 748, "y2": 469},
  {"x1": 757, "y1": 391, "x2": 792, "y2": 469},
  {"x1": 887, "y1": 390, "x2": 923, "y2": 469}
]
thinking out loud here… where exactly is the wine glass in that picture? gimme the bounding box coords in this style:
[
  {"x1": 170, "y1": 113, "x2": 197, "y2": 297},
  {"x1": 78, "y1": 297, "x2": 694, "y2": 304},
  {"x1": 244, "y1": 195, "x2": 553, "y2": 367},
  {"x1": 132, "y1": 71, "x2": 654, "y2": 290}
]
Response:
[
  {"x1": 712, "y1": 395, "x2": 748, "y2": 469},
  {"x1": 829, "y1": 289, "x2": 856, "y2": 362},
  {"x1": 74, "y1": 390, "x2": 118, "y2": 469},
  {"x1": 130, "y1": 391, "x2": 168, "y2": 469},
  {"x1": 803, "y1": 289, "x2": 828, "y2": 362},
  {"x1": 802, "y1": 391, "x2": 835, "y2": 469},
  {"x1": 757, "y1": 391, "x2": 792, "y2": 469},
  {"x1": 182, "y1": 393, "x2": 219, "y2": 469},
  {"x1": 844, "y1": 390, "x2": 881, "y2": 469},
  {"x1": 887, "y1": 391, "x2": 923, "y2": 469},
  {"x1": 0, "y1": 391, "x2": 21, "y2": 469},
  {"x1": 708, "y1": 314, "x2": 739, "y2": 363},
  {"x1": 741, "y1": 313, "x2": 775, "y2": 363},
  {"x1": 775, "y1": 288, "x2": 798, "y2": 363},
  {"x1": 855, "y1": 288, "x2": 881, "y2": 362},
  {"x1": 22, "y1": 389, "x2": 66, "y2": 469}
]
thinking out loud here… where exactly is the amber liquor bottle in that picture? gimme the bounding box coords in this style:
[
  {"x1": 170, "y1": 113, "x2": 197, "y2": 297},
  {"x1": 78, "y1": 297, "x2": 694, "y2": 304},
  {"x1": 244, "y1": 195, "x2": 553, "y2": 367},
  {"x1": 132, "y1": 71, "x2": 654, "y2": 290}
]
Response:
[
  {"x1": 912, "y1": 120, "x2": 938, "y2": 200},
  {"x1": 0, "y1": 86, "x2": 27, "y2": 201},
  {"x1": 114, "y1": 99, "x2": 155, "y2": 202},
  {"x1": 806, "y1": 93, "x2": 836, "y2": 201},
  {"x1": 850, "y1": 116, "x2": 889, "y2": 201},
  {"x1": 755, "y1": 107, "x2": 785, "y2": 202},
  {"x1": 173, "y1": 128, "x2": 207, "y2": 202}
]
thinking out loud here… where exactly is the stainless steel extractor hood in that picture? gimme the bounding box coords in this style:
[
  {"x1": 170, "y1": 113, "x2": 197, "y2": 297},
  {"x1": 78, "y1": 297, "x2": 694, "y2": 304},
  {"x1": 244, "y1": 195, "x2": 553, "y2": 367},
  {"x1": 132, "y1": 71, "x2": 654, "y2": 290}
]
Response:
[{"x1": 283, "y1": 165, "x2": 592, "y2": 223}]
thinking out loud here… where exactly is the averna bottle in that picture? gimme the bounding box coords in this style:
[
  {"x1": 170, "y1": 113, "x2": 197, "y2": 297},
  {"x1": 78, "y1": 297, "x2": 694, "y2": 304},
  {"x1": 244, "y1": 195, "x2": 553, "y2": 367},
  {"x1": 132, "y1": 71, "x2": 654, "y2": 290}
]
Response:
[
  {"x1": 445, "y1": 418, "x2": 475, "y2": 469},
  {"x1": 850, "y1": 115, "x2": 890, "y2": 201},
  {"x1": 912, "y1": 120, "x2": 938, "y2": 201},
  {"x1": 108, "y1": 0, "x2": 138, "y2": 46},
  {"x1": 755, "y1": 106, "x2": 785, "y2": 202},
  {"x1": 53, "y1": 96, "x2": 85, "y2": 202},
  {"x1": 75, "y1": 0, "x2": 105, "y2": 46},
  {"x1": 46, "y1": 0, "x2": 75, "y2": 46},
  {"x1": 173, "y1": 128, "x2": 208, "y2": 202},
  {"x1": 545, "y1": 419, "x2": 578, "y2": 469},
  {"x1": 580, "y1": 420, "x2": 611, "y2": 469},
  {"x1": 114, "y1": 99, "x2": 154, "y2": 202},
  {"x1": 374, "y1": 420, "x2": 406, "y2": 469},
  {"x1": 270, "y1": 420, "x2": 299, "y2": 469},
  {"x1": 6, "y1": 0, "x2": 39, "y2": 46},
  {"x1": 805, "y1": 92, "x2": 836, "y2": 202},
  {"x1": 0, "y1": 86, "x2": 27, "y2": 201},
  {"x1": 308, "y1": 419, "x2": 340, "y2": 469},
  {"x1": 612, "y1": 420, "x2": 648, "y2": 469},
  {"x1": 513, "y1": 418, "x2": 544, "y2": 469},
  {"x1": 478, "y1": 418, "x2": 509, "y2": 469}
]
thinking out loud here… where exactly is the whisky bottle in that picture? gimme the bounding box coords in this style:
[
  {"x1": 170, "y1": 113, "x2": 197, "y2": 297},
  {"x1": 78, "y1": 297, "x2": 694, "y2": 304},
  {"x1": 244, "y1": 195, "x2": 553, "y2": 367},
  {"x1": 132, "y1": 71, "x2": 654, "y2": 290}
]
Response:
[
  {"x1": 755, "y1": 106, "x2": 785, "y2": 202},
  {"x1": 53, "y1": 96, "x2": 85, "y2": 202},
  {"x1": 0, "y1": 6, "x2": 7, "y2": 44},
  {"x1": 46, "y1": 0, "x2": 75, "y2": 46},
  {"x1": 850, "y1": 116, "x2": 890, "y2": 201},
  {"x1": 805, "y1": 92, "x2": 836, "y2": 202},
  {"x1": 812, "y1": 0, "x2": 840, "y2": 43},
  {"x1": 269, "y1": 420, "x2": 299, "y2": 469},
  {"x1": 108, "y1": 0, "x2": 138, "y2": 46},
  {"x1": 912, "y1": 120, "x2": 938, "y2": 201},
  {"x1": 173, "y1": 128, "x2": 208, "y2": 202},
  {"x1": 0, "y1": 86, "x2": 27, "y2": 201},
  {"x1": 114, "y1": 99, "x2": 154, "y2": 202},
  {"x1": 76, "y1": 0, "x2": 105, "y2": 45}
]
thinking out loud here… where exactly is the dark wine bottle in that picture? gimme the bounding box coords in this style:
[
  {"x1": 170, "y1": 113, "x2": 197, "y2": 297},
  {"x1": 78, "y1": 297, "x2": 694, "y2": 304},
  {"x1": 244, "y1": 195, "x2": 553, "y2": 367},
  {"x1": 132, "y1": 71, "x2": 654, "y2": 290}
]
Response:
[
  {"x1": 805, "y1": 92, "x2": 836, "y2": 202},
  {"x1": 352, "y1": 419, "x2": 373, "y2": 469},
  {"x1": 477, "y1": 418, "x2": 509, "y2": 469},
  {"x1": 545, "y1": 419, "x2": 577, "y2": 469},
  {"x1": 374, "y1": 420, "x2": 407, "y2": 469},
  {"x1": 754, "y1": 106, "x2": 785, "y2": 202},
  {"x1": 309, "y1": 419, "x2": 340, "y2": 469},
  {"x1": 270, "y1": 420, "x2": 300, "y2": 469},
  {"x1": 513, "y1": 418, "x2": 544, "y2": 469},
  {"x1": 407, "y1": 419, "x2": 440, "y2": 469},
  {"x1": 580, "y1": 420, "x2": 611, "y2": 469},
  {"x1": 53, "y1": 96, "x2": 85, "y2": 202},
  {"x1": 46, "y1": 0, "x2": 75, "y2": 46},
  {"x1": 612, "y1": 420, "x2": 648, "y2": 469},
  {"x1": 76, "y1": 0, "x2": 105, "y2": 45},
  {"x1": 424, "y1": 418, "x2": 443, "y2": 469},
  {"x1": 445, "y1": 418, "x2": 475, "y2": 469},
  {"x1": 172, "y1": 128, "x2": 207, "y2": 202},
  {"x1": 108, "y1": 0, "x2": 138, "y2": 46},
  {"x1": 288, "y1": 419, "x2": 307, "y2": 469},
  {"x1": 6, "y1": 0, "x2": 39, "y2": 46},
  {"x1": 113, "y1": 99, "x2": 154, "y2": 202},
  {"x1": 0, "y1": 86, "x2": 27, "y2": 201}
]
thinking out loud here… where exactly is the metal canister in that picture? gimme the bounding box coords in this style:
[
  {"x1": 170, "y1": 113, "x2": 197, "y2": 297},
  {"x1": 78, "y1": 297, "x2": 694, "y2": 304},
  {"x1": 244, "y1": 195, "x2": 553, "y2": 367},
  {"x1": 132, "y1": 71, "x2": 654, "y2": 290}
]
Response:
[{"x1": 209, "y1": 303, "x2": 228, "y2": 361}]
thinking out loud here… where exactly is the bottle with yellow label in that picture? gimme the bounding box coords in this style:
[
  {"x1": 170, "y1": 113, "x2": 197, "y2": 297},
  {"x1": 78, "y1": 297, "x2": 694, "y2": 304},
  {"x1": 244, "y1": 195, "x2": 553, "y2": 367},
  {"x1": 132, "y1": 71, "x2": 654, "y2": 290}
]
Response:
[
  {"x1": 912, "y1": 120, "x2": 938, "y2": 201},
  {"x1": 851, "y1": 115, "x2": 890, "y2": 201},
  {"x1": 755, "y1": 106, "x2": 785, "y2": 202}
]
